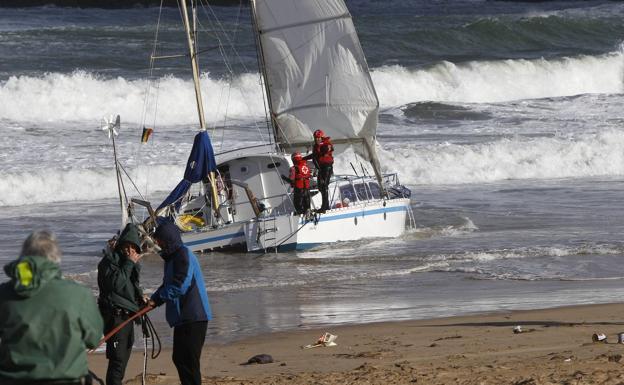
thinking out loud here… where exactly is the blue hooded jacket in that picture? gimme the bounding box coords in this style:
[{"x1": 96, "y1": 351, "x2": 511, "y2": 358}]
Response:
[{"x1": 150, "y1": 221, "x2": 212, "y2": 327}]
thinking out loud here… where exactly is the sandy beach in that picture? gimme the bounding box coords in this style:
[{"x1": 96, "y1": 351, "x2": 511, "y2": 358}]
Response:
[{"x1": 88, "y1": 303, "x2": 624, "y2": 385}]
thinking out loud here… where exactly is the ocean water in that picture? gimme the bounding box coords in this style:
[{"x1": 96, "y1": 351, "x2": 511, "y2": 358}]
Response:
[{"x1": 3, "y1": 0, "x2": 624, "y2": 344}]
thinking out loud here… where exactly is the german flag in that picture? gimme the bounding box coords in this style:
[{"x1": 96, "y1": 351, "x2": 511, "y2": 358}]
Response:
[{"x1": 141, "y1": 127, "x2": 153, "y2": 143}]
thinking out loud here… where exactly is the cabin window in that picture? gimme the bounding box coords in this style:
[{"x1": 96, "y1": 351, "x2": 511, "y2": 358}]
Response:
[
  {"x1": 240, "y1": 166, "x2": 248, "y2": 174},
  {"x1": 339, "y1": 184, "x2": 357, "y2": 203},
  {"x1": 353, "y1": 183, "x2": 370, "y2": 201},
  {"x1": 368, "y1": 182, "x2": 382, "y2": 199},
  {"x1": 267, "y1": 162, "x2": 281, "y2": 169}
]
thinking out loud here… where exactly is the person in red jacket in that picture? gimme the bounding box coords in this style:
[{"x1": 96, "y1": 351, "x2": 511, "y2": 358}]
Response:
[
  {"x1": 304, "y1": 129, "x2": 334, "y2": 212},
  {"x1": 285, "y1": 152, "x2": 311, "y2": 215}
]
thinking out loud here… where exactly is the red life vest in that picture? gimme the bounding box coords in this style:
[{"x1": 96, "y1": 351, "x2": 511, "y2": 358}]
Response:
[
  {"x1": 313, "y1": 137, "x2": 334, "y2": 166},
  {"x1": 289, "y1": 162, "x2": 311, "y2": 189}
]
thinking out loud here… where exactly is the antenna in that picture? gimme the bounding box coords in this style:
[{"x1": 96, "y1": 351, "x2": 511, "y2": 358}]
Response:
[{"x1": 101, "y1": 114, "x2": 128, "y2": 229}]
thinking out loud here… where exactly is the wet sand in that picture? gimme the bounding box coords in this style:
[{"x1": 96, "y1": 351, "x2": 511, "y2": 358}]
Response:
[{"x1": 88, "y1": 303, "x2": 624, "y2": 384}]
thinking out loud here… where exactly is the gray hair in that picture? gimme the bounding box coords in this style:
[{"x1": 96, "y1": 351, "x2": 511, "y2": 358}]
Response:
[{"x1": 20, "y1": 230, "x2": 62, "y2": 263}]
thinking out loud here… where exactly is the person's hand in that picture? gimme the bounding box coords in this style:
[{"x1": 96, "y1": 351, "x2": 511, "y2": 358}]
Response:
[
  {"x1": 122, "y1": 244, "x2": 141, "y2": 263},
  {"x1": 148, "y1": 299, "x2": 157, "y2": 308},
  {"x1": 142, "y1": 295, "x2": 150, "y2": 305},
  {"x1": 107, "y1": 236, "x2": 117, "y2": 250}
]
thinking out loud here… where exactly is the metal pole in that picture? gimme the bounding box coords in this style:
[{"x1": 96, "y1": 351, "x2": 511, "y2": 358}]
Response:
[{"x1": 179, "y1": 0, "x2": 220, "y2": 218}]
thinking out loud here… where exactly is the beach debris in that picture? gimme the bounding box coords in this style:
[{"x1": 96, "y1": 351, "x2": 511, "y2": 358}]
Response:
[
  {"x1": 592, "y1": 333, "x2": 607, "y2": 343},
  {"x1": 241, "y1": 353, "x2": 274, "y2": 365},
  {"x1": 618, "y1": 332, "x2": 624, "y2": 344},
  {"x1": 434, "y1": 335, "x2": 462, "y2": 341},
  {"x1": 512, "y1": 325, "x2": 537, "y2": 334},
  {"x1": 608, "y1": 354, "x2": 622, "y2": 363},
  {"x1": 302, "y1": 332, "x2": 338, "y2": 349},
  {"x1": 513, "y1": 378, "x2": 537, "y2": 385}
]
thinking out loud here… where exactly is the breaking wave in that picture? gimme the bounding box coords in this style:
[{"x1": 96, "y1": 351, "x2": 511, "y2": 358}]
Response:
[
  {"x1": 1, "y1": 50, "x2": 623, "y2": 124},
  {"x1": 379, "y1": 130, "x2": 624, "y2": 185},
  {"x1": 0, "y1": 165, "x2": 181, "y2": 207},
  {"x1": 373, "y1": 50, "x2": 624, "y2": 106}
]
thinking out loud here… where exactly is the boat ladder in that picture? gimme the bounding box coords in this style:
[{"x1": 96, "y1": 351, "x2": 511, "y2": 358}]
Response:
[{"x1": 406, "y1": 203, "x2": 416, "y2": 230}]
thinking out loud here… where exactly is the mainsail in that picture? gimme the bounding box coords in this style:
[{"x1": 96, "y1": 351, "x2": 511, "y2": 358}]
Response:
[{"x1": 252, "y1": 0, "x2": 380, "y2": 165}]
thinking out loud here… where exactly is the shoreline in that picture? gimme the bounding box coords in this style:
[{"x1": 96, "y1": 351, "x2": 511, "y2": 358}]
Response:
[{"x1": 89, "y1": 302, "x2": 624, "y2": 384}]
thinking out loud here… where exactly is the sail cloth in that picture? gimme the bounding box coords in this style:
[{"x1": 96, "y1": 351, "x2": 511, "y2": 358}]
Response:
[
  {"x1": 157, "y1": 131, "x2": 217, "y2": 211},
  {"x1": 253, "y1": 0, "x2": 379, "y2": 160}
]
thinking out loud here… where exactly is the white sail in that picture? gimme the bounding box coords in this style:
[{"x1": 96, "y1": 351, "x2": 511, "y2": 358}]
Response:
[{"x1": 252, "y1": 0, "x2": 379, "y2": 160}]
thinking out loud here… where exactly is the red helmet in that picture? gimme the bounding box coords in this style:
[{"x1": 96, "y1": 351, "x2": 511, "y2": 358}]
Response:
[
  {"x1": 313, "y1": 129, "x2": 325, "y2": 139},
  {"x1": 291, "y1": 152, "x2": 303, "y2": 163}
]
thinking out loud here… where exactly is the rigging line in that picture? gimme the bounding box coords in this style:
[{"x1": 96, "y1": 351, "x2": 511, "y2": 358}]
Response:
[
  {"x1": 249, "y1": 3, "x2": 273, "y2": 146},
  {"x1": 198, "y1": 0, "x2": 274, "y2": 151},
  {"x1": 141, "y1": 0, "x2": 165, "y2": 128},
  {"x1": 143, "y1": 75, "x2": 162, "y2": 200},
  {"x1": 197, "y1": 0, "x2": 269, "y2": 151},
  {"x1": 118, "y1": 161, "x2": 147, "y2": 201},
  {"x1": 138, "y1": 0, "x2": 165, "y2": 200},
  {"x1": 198, "y1": 0, "x2": 252, "y2": 73}
]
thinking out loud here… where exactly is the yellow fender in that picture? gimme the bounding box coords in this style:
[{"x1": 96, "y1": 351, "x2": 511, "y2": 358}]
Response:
[{"x1": 176, "y1": 214, "x2": 205, "y2": 232}]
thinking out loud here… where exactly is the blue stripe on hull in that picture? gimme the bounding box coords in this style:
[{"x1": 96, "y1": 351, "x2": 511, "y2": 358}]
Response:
[
  {"x1": 300, "y1": 204, "x2": 407, "y2": 224},
  {"x1": 184, "y1": 231, "x2": 245, "y2": 247}
]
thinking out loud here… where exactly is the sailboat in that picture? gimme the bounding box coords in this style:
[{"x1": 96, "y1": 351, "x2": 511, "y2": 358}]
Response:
[{"x1": 127, "y1": 0, "x2": 414, "y2": 253}]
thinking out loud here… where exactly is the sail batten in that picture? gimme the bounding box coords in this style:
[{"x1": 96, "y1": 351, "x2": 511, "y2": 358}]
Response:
[{"x1": 252, "y1": 0, "x2": 380, "y2": 161}]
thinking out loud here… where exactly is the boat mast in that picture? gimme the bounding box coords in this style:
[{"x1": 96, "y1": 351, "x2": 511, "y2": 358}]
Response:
[
  {"x1": 250, "y1": 0, "x2": 281, "y2": 150},
  {"x1": 179, "y1": 0, "x2": 220, "y2": 217},
  {"x1": 180, "y1": 0, "x2": 207, "y2": 130}
]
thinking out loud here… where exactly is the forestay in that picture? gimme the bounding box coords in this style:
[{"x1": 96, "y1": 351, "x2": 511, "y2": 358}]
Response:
[{"x1": 252, "y1": 0, "x2": 380, "y2": 161}]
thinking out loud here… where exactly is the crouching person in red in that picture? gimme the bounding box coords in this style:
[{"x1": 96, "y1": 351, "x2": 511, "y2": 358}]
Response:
[{"x1": 286, "y1": 152, "x2": 311, "y2": 215}]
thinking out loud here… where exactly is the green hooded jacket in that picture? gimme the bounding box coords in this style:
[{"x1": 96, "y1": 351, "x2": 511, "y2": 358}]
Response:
[
  {"x1": 97, "y1": 223, "x2": 143, "y2": 314},
  {"x1": 0, "y1": 255, "x2": 103, "y2": 381}
]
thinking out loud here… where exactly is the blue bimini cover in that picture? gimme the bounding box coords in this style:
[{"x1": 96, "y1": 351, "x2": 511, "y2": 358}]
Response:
[{"x1": 157, "y1": 131, "x2": 217, "y2": 211}]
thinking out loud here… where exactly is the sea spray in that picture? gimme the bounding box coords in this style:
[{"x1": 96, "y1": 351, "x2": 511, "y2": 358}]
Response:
[{"x1": 2, "y1": 50, "x2": 624, "y2": 124}]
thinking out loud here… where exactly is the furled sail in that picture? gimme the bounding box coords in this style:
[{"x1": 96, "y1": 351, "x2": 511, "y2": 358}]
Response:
[
  {"x1": 157, "y1": 131, "x2": 217, "y2": 212},
  {"x1": 252, "y1": 0, "x2": 380, "y2": 161}
]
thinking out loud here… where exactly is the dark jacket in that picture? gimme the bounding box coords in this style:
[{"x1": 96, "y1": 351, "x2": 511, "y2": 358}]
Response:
[
  {"x1": 0, "y1": 255, "x2": 103, "y2": 381},
  {"x1": 97, "y1": 223, "x2": 143, "y2": 313},
  {"x1": 150, "y1": 221, "x2": 212, "y2": 327}
]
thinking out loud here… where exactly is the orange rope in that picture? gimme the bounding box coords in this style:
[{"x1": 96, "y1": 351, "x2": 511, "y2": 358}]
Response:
[{"x1": 89, "y1": 305, "x2": 154, "y2": 353}]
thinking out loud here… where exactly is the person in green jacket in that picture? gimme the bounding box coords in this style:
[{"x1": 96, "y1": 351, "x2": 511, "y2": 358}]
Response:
[
  {"x1": 97, "y1": 223, "x2": 144, "y2": 385},
  {"x1": 0, "y1": 230, "x2": 103, "y2": 385}
]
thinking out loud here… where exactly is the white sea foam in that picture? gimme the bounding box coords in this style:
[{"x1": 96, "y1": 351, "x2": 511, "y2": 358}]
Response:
[
  {"x1": 1, "y1": 51, "x2": 623, "y2": 124},
  {"x1": 379, "y1": 130, "x2": 624, "y2": 185},
  {"x1": 0, "y1": 165, "x2": 181, "y2": 207},
  {"x1": 6, "y1": 129, "x2": 624, "y2": 206},
  {"x1": 0, "y1": 71, "x2": 266, "y2": 125},
  {"x1": 372, "y1": 51, "x2": 624, "y2": 105}
]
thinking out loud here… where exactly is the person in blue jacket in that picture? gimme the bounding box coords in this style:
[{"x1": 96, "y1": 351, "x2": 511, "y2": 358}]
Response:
[{"x1": 148, "y1": 221, "x2": 212, "y2": 385}]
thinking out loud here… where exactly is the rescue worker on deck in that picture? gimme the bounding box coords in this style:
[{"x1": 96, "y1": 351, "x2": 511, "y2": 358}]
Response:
[
  {"x1": 304, "y1": 129, "x2": 334, "y2": 213},
  {"x1": 285, "y1": 152, "x2": 311, "y2": 215},
  {"x1": 97, "y1": 223, "x2": 144, "y2": 385}
]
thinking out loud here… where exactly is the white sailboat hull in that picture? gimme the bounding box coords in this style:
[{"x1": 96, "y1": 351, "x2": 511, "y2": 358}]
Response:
[
  {"x1": 181, "y1": 197, "x2": 410, "y2": 253},
  {"x1": 293, "y1": 198, "x2": 409, "y2": 250},
  {"x1": 182, "y1": 223, "x2": 246, "y2": 251}
]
